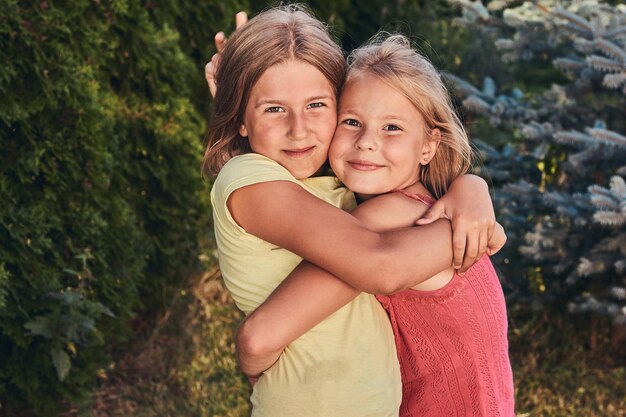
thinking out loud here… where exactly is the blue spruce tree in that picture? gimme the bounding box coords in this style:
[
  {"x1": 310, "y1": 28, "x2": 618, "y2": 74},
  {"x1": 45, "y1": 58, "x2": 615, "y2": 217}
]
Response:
[{"x1": 446, "y1": 0, "x2": 626, "y2": 347}]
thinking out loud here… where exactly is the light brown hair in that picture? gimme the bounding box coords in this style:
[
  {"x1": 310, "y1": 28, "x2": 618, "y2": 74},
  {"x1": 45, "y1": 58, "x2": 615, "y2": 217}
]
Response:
[
  {"x1": 346, "y1": 34, "x2": 473, "y2": 198},
  {"x1": 202, "y1": 4, "x2": 346, "y2": 176}
]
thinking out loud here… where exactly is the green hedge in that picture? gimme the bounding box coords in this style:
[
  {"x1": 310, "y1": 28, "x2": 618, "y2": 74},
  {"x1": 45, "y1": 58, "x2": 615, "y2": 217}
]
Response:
[
  {"x1": 0, "y1": 1, "x2": 483, "y2": 414},
  {"x1": 0, "y1": 0, "x2": 245, "y2": 415}
]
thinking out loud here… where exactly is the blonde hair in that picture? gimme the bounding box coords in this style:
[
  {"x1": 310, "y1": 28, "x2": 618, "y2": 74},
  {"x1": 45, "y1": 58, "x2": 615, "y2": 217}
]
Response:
[
  {"x1": 346, "y1": 34, "x2": 473, "y2": 198},
  {"x1": 202, "y1": 4, "x2": 346, "y2": 175}
]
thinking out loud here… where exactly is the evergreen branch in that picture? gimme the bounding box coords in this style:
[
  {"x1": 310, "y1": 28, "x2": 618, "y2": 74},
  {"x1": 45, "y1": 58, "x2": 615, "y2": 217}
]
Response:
[
  {"x1": 609, "y1": 175, "x2": 626, "y2": 200},
  {"x1": 593, "y1": 38, "x2": 626, "y2": 64},
  {"x1": 568, "y1": 149, "x2": 595, "y2": 169},
  {"x1": 521, "y1": 122, "x2": 553, "y2": 140},
  {"x1": 443, "y1": 73, "x2": 483, "y2": 98},
  {"x1": 553, "y1": 8, "x2": 594, "y2": 38},
  {"x1": 574, "y1": 38, "x2": 596, "y2": 54},
  {"x1": 483, "y1": 77, "x2": 496, "y2": 97},
  {"x1": 603, "y1": 72, "x2": 626, "y2": 90},
  {"x1": 577, "y1": 257, "x2": 604, "y2": 277},
  {"x1": 494, "y1": 38, "x2": 515, "y2": 51},
  {"x1": 463, "y1": 96, "x2": 491, "y2": 114},
  {"x1": 554, "y1": 57, "x2": 586, "y2": 74},
  {"x1": 554, "y1": 130, "x2": 598, "y2": 148},
  {"x1": 589, "y1": 184, "x2": 617, "y2": 200},
  {"x1": 605, "y1": 25, "x2": 626, "y2": 41},
  {"x1": 486, "y1": 0, "x2": 514, "y2": 12},
  {"x1": 472, "y1": 139, "x2": 500, "y2": 159},
  {"x1": 593, "y1": 210, "x2": 625, "y2": 226},
  {"x1": 543, "y1": 190, "x2": 572, "y2": 208},
  {"x1": 589, "y1": 194, "x2": 620, "y2": 211},
  {"x1": 611, "y1": 287, "x2": 626, "y2": 301},
  {"x1": 586, "y1": 55, "x2": 623, "y2": 73},
  {"x1": 588, "y1": 128, "x2": 626, "y2": 147},
  {"x1": 451, "y1": 0, "x2": 490, "y2": 22},
  {"x1": 501, "y1": 180, "x2": 537, "y2": 198}
]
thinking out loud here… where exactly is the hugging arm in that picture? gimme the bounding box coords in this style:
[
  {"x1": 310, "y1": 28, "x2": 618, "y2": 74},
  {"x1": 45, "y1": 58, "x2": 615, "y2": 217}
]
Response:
[
  {"x1": 229, "y1": 181, "x2": 455, "y2": 294},
  {"x1": 234, "y1": 187, "x2": 454, "y2": 378},
  {"x1": 235, "y1": 177, "x2": 506, "y2": 378},
  {"x1": 417, "y1": 174, "x2": 502, "y2": 271}
]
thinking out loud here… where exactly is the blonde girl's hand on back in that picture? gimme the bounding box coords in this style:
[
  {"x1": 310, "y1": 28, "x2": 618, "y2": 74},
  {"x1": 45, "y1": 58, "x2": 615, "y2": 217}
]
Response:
[{"x1": 205, "y1": 11, "x2": 248, "y2": 97}]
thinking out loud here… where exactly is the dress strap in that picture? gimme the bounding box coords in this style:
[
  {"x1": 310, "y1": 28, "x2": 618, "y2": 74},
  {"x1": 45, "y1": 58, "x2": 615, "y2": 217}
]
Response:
[{"x1": 393, "y1": 189, "x2": 436, "y2": 208}]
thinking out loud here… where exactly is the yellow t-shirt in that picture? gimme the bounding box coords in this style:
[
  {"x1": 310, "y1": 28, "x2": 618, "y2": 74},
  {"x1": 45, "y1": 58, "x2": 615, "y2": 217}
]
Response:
[{"x1": 211, "y1": 153, "x2": 401, "y2": 417}]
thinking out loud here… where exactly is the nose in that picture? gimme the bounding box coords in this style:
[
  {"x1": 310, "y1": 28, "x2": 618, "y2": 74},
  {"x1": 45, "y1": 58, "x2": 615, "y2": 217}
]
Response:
[
  {"x1": 288, "y1": 111, "x2": 307, "y2": 141},
  {"x1": 355, "y1": 129, "x2": 378, "y2": 151}
]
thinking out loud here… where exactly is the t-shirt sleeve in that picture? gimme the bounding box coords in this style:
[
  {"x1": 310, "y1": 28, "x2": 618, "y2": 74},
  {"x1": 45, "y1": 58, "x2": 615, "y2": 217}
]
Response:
[{"x1": 211, "y1": 153, "x2": 301, "y2": 230}]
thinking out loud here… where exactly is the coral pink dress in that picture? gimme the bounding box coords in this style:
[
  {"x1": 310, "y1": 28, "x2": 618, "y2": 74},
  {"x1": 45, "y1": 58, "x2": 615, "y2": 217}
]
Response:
[{"x1": 376, "y1": 190, "x2": 515, "y2": 417}]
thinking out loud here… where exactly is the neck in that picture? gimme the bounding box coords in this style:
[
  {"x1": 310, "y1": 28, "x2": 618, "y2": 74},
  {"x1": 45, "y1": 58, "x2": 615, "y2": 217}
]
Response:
[{"x1": 355, "y1": 180, "x2": 428, "y2": 205}]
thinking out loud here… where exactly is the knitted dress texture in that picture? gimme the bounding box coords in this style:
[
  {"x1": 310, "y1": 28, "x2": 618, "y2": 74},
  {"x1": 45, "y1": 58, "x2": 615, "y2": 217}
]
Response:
[{"x1": 376, "y1": 190, "x2": 515, "y2": 417}]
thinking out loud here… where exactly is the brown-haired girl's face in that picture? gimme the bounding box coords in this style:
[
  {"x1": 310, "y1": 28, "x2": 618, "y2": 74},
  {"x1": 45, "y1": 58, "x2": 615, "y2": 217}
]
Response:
[{"x1": 239, "y1": 60, "x2": 338, "y2": 180}]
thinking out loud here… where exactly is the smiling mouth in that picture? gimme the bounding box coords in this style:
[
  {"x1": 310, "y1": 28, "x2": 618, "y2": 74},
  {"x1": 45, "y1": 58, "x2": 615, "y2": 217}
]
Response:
[
  {"x1": 347, "y1": 159, "x2": 384, "y2": 171},
  {"x1": 283, "y1": 146, "x2": 315, "y2": 158}
]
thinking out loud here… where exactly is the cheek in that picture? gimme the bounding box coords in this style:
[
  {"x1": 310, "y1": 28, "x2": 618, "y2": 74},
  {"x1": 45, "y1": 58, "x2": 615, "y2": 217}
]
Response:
[
  {"x1": 329, "y1": 130, "x2": 350, "y2": 156},
  {"x1": 320, "y1": 116, "x2": 337, "y2": 142}
]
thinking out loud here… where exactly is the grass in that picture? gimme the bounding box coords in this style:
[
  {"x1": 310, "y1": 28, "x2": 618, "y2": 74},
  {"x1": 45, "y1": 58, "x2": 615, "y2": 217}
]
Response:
[
  {"x1": 80, "y1": 267, "x2": 251, "y2": 417},
  {"x1": 82, "y1": 266, "x2": 626, "y2": 417}
]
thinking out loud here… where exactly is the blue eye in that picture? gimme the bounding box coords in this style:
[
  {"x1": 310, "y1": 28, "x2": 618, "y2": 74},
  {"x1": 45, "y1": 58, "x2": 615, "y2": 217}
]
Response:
[
  {"x1": 308, "y1": 102, "x2": 325, "y2": 109},
  {"x1": 343, "y1": 118, "x2": 361, "y2": 127},
  {"x1": 266, "y1": 107, "x2": 283, "y2": 113}
]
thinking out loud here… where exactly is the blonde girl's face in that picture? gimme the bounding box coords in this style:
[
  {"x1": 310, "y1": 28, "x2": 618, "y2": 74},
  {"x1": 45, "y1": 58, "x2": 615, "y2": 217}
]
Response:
[
  {"x1": 329, "y1": 73, "x2": 439, "y2": 199},
  {"x1": 239, "y1": 60, "x2": 337, "y2": 180}
]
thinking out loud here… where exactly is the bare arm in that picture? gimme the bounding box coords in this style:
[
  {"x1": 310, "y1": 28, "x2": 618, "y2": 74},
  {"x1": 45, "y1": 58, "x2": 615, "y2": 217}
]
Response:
[
  {"x1": 235, "y1": 180, "x2": 506, "y2": 378},
  {"x1": 235, "y1": 191, "x2": 450, "y2": 377},
  {"x1": 229, "y1": 181, "x2": 453, "y2": 294},
  {"x1": 416, "y1": 174, "x2": 503, "y2": 271}
]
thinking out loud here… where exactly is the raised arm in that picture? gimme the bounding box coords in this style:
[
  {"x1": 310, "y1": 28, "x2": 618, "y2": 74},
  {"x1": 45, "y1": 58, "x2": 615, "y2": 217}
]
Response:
[{"x1": 205, "y1": 11, "x2": 248, "y2": 97}]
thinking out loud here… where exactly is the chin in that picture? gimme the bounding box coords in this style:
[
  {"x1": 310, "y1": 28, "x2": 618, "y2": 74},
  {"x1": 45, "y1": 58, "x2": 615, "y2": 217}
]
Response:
[{"x1": 343, "y1": 182, "x2": 384, "y2": 195}]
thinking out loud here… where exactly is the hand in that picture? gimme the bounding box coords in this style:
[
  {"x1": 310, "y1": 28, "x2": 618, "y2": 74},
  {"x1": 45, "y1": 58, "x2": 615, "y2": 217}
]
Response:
[
  {"x1": 416, "y1": 175, "x2": 501, "y2": 272},
  {"x1": 205, "y1": 11, "x2": 248, "y2": 97},
  {"x1": 488, "y1": 222, "x2": 507, "y2": 257}
]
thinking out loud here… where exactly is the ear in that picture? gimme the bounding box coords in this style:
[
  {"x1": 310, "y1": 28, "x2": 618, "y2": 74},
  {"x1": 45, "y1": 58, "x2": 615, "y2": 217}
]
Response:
[
  {"x1": 420, "y1": 128, "x2": 441, "y2": 165},
  {"x1": 239, "y1": 124, "x2": 248, "y2": 137}
]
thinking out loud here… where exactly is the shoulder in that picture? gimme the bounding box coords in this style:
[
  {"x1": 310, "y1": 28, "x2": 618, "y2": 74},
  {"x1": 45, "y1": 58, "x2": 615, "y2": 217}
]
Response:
[
  {"x1": 351, "y1": 192, "x2": 431, "y2": 232},
  {"x1": 212, "y1": 153, "x2": 299, "y2": 204},
  {"x1": 218, "y1": 153, "x2": 294, "y2": 185}
]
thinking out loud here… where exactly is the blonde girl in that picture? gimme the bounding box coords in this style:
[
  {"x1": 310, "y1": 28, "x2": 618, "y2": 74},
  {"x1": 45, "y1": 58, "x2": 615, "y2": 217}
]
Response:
[
  {"x1": 205, "y1": 6, "x2": 505, "y2": 417},
  {"x1": 238, "y1": 34, "x2": 515, "y2": 417}
]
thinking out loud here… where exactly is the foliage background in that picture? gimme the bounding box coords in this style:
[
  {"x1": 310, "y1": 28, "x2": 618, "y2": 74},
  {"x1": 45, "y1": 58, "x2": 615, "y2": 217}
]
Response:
[{"x1": 0, "y1": 0, "x2": 624, "y2": 416}]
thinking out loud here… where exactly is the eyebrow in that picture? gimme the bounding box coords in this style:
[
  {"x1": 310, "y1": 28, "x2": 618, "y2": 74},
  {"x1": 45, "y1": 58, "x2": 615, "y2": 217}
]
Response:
[
  {"x1": 339, "y1": 109, "x2": 409, "y2": 122},
  {"x1": 254, "y1": 95, "x2": 334, "y2": 109}
]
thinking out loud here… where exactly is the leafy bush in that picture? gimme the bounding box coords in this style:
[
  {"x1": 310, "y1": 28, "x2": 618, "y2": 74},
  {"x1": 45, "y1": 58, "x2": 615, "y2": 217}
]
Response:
[{"x1": 0, "y1": 0, "x2": 244, "y2": 414}]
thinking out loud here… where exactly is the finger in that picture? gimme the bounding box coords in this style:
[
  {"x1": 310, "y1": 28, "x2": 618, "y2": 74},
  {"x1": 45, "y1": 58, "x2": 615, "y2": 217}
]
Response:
[
  {"x1": 487, "y1": 223, "x2": 507, "y2": 255},
  {"x1": 215, "y1": 31, "x2": 226, "y2": 53},
  {"x1": 477, "y1": 227, "x2": 488, "y2": 260},
  {"x1": 205, "y1": 56, "x2": 219, "y2": 97},
  {"x1": 452, "y1": 227, "x2": 467, "y2": 270},
  {"x1": 235, "y1": 11, "x2": 248, "y2": 29},
  {"x1": 460, "y1": 228, "x2": 479, "y2": 273},
  {"x1": 415, "y1": 201, "x2": 447, "y2": 225},
  {"x1": 487, "y1": 220, "x2": 495, "y2": 242}
]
